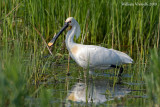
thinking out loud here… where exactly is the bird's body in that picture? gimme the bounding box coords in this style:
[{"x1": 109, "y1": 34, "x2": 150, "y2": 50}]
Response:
[
  {"x1": 48, "y1": 17, "x2": 133, "y2": 74},
  {"x1": 67, "y1": 44, "x2": 132, "y2": 70}
]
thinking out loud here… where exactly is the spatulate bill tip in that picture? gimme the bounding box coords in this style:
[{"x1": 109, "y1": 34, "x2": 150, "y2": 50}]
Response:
[{"x1": 48, "y1": 42, "x2": 53, "y2": 46}]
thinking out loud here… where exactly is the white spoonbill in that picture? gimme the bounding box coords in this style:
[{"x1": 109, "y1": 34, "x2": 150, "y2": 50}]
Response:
[{"x1": 48, "y1": 17, "x2": 133, "y2": 76}]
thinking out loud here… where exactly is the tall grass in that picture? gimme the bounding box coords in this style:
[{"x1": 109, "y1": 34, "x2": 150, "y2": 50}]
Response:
[
  {"x1": 0, "y1": 0, "x2": 159, "y2": 106},
  {"x1": 0, "y1": 41, "x2": 28, "y2": 106},
  {"x1": 144, "y1": 48, "x2": 160, "y2": 106}
]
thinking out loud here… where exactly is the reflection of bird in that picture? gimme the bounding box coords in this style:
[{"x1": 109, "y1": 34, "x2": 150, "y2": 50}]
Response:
[
  {"x1": 66, "y1": 80, "x2": 130, "y2": 104},
  {"x1": 48, "y1": 17, "x2": 133, "y2": 75}
]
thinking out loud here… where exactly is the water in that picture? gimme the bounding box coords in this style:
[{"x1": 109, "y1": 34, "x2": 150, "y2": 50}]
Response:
[
  {"x1": 26, "y1": 61, "x2": 147, "y2": 106},
  {"x1": 66, "y1": 79, "x2": 130, "y2": 106}
]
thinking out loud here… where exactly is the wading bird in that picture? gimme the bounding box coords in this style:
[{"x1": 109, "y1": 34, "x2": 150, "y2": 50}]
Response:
[{"x1": 48, "y1": 17, "x2": 133, "y2": 76}]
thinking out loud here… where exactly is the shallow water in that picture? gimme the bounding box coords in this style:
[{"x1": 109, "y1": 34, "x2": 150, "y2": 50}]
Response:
[{"x1": 26, "y1": 61, "x2": 147, "y2": 106}]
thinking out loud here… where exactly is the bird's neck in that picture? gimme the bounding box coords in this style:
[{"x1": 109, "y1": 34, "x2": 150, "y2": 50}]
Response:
[{"x1": 65, "y1": 25, "x2": 77, "y2": 50}]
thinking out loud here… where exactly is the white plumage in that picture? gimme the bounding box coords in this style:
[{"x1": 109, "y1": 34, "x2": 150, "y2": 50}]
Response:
[
  {"x1": 68, "y1": 44, "x2": 133, "y2": 70},
  {"x1": 48, "y1": 17, "x2": 133, "y2": 74}
]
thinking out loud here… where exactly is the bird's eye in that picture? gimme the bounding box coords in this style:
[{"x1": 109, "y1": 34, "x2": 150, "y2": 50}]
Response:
[{"x1": 69, "y1": 21, "x2": 71, "y2": 23}]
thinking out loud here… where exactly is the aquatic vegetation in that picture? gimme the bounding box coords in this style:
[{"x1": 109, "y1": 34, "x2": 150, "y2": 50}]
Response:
[
  {"x1": 144, "y1": 48, "x2": 160, "y2": 106},
  {"x1": 0, "y1": 0, "x2": 159, "y2": 106}
]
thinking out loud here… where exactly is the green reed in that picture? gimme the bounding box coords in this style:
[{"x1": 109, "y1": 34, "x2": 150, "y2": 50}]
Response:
[
  {"x1": 0, "y1": 0, "x2": 159, "y2": 106},
  {"x1": 143, "y1": 48, "x2": 160, "y2": 106}
]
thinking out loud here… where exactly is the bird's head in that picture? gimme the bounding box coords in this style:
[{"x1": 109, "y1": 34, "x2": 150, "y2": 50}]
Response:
[
  {"x1": 65, "y1": 17, "x2": 74, "y2": 31},
  {"x1": 65, "y1": 17, "x2": 74, "y2": 26}
]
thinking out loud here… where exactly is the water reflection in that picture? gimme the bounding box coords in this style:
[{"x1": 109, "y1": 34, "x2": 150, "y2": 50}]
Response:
[{"x1": 66, "y1": 79, "x2": 130, "y2": 105}]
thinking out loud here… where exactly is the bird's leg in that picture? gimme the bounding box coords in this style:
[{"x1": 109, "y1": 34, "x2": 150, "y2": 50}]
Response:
[
  {"x1": 89, "y1": 70, "x2": 94, "y2": 75},
  {"x1": 118, "y1": 67, "x2": 123, "y2": 77},
  {"x1": 83, "y1": 70, "x2": 94, "y2": 81},
  {"x1": 66, "y1": 55, "x2": 70, "y2": 76},
  {"x1": 110, "y1": 65, "x2": 123, "y2": 77},
  {"x1": 89, "y1": 70, "x2": 95, "y2": 79}
]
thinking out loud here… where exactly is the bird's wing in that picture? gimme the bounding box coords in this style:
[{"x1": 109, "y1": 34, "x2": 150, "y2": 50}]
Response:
[
  {"x1": 77, "y1": 45, "x2": 132, "y2": 68},
  {"x1": 109, "y1": 49, "x2": 133, "y2": 64},
  {"x1": 77, "y1": 45, "x2": 119, "y2": 68}
]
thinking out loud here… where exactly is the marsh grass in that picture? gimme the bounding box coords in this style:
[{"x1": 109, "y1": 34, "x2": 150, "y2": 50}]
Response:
[
  {"x1": 0, "y1": 41, "x2": 28, "y2": 106},
  {"x1": 144, "y1": 48, "x2": 160, "y2": 106},
  {"x1": 0, "y1": 0, "x2": 159, "y2": 106}
]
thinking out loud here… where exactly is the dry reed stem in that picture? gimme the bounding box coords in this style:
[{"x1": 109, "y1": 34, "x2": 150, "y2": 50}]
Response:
[
  {"x1": 32, "y1": 25, "x2": 53, "y2": 56},
  {"x1": 1, "y1": 3, "x2": 21, "y2": 20}
]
